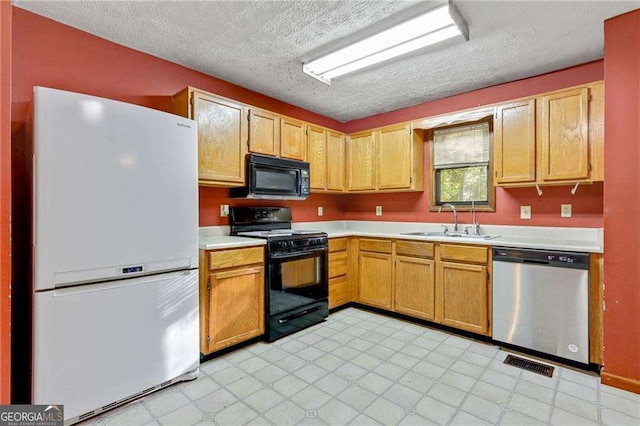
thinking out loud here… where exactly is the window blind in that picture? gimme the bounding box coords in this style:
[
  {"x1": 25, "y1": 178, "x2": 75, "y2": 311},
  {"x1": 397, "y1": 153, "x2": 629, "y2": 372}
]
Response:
[{"x1": 433, "y1": 122, "x2": 489, "y2": 168}]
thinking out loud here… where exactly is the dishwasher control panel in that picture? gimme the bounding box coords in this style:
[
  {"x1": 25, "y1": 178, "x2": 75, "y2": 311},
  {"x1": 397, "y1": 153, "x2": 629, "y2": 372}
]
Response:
[{"x1": 493, "y1": 247, "x2": 589, "y2": 269}]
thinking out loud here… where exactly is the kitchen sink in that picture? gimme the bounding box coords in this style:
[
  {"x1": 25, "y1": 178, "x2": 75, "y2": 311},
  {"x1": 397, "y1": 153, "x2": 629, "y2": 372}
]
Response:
[{"x1": 401, "y1": 231, "x2": 501, "y2": 240}]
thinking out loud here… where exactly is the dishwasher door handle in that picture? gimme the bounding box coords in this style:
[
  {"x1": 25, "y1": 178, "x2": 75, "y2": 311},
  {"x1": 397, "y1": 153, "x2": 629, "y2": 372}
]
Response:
[{"x1": 522, "y1": 259, "x2": 550, "y2": 265}]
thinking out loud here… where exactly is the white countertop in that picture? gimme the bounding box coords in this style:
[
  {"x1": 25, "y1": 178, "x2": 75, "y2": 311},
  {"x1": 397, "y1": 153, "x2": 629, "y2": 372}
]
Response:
[
  {"x1": 199, "y1": 235, "x2": 266, "y2": 250},
  {"x1": 200, "y1": 221, "x2": 603, "y2": 253}
]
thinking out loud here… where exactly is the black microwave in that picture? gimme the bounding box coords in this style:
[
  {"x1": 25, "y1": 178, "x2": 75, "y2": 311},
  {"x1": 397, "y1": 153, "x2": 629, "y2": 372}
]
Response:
[{"x1": 229, "y1": 154, "x2": 310, "y2": 200}]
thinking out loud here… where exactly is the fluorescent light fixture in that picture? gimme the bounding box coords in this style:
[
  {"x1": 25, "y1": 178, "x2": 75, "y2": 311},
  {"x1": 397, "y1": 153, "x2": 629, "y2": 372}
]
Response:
[{"x1": 303, "y1": 1, "x2": 469, "y2": 85}]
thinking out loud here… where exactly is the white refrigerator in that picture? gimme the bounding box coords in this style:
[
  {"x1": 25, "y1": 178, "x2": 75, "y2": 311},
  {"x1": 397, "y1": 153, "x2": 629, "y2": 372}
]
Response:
[{"x1": 30, "y1": 87, "x2": 200, "y2": 423}]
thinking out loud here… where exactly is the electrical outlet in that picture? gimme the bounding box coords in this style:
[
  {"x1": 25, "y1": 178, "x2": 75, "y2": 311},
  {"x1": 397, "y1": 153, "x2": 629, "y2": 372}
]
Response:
[
  {"x1": 220, "y1": 204, "x2": 229, "y2": 217},
  {"x1": 520, "y1": 205, "x2": 531, "y2": 219},
  {"x1": 561, "y1": 204, "x2": 572, "y2": 218},
  {"x1": 317, "y1": 206, "x2": 324, "y2": 217},
  {"x1": 375, "y1": 206, "x2": 383, "y2": 216}
]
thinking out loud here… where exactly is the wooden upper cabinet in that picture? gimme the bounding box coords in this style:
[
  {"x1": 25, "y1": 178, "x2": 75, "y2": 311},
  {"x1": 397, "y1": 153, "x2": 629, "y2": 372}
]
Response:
[
  {"x1": 377, "y1": 124, "x2": 412, "y2": 189},
  {"x1": 307, "y1": 126, "x2": 327, "y2": 190},
  {"x1": 588, "y1": 83, "x2": 604, "y2": 182},
  {"x1": 344, "y1": 124, "x2": 422, "y2": 193},
  {"x1": 347, "y1": 131, "x2": 376, "y2": 191},
  {"x1": 539, "y1": 87, "x2": 589, "y2": 181},
  {"x1": 280, "y1": 117, "x2": 306, "y2": 160},
  {"x1": 326, "y1": 131, "x2": 346, "y2": 191},
  {"x1": 173, "y1": 89, "x2": 247, "y2": 187},
  {"x1": 248, "y1": 108, "x2": 280, "y2": 156},
  {"x1": 494, "y1": 100, "x2": 536, "y2": 184}
]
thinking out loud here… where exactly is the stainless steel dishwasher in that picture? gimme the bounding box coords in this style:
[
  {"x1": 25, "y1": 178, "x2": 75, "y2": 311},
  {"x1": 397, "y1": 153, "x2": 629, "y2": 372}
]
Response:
[{"x1": 492, "y1": 247, "x2": 590, "y2": 364}]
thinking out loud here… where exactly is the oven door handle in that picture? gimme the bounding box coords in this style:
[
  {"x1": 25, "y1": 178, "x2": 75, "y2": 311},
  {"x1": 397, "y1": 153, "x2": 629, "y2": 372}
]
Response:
[
  {"x1": 278, "y1": 305, "x2": 325, "y2": 324},
  {"x1": 269, "y1": 247, "x2": 327, "y2": 259}
]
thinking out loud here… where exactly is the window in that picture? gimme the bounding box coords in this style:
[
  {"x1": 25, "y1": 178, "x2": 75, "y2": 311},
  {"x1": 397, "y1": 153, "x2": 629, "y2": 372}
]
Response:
[{"x1": 429, "y1": 119, "x2": 495, "y2": 211}]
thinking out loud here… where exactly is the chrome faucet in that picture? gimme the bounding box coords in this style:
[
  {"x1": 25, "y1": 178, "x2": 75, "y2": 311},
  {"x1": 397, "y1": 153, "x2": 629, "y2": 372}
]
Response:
[
  {"x1": 438, "y1": 203, "x2": 459, "y2": 232},
  {"x1": 468, "y1": 200, "x2": 481, "y2": 235}
]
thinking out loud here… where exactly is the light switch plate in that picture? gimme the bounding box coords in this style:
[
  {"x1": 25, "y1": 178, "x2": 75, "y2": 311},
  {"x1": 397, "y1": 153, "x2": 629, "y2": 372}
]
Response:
[
  {"x1": 520, "y1": 206, "x2": 531, "y2": 219},
  {"x1": 220, "y1": 204, "x2": 229, "y2": 217},
  {"x1": 317, "y1": 206, "x2": 324, "y2": 217},
  {"x1": 376, "y1": 206, "x2": 383, "y2": 216},
  {"x1": 561, "y1": 204, "x2": 572, "y2": 218}
]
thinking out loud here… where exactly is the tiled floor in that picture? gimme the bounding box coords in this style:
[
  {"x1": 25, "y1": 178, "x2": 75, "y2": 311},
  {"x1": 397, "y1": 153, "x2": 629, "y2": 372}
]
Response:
[{"x1": 84, "y1": 308, "x2": 640, "y2": 425}]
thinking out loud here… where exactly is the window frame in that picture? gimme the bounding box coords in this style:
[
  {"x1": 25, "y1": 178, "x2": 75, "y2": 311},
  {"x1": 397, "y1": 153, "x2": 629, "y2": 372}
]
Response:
[{"x1": 428, "y1": 117, "x2": 496, "y2": 212}]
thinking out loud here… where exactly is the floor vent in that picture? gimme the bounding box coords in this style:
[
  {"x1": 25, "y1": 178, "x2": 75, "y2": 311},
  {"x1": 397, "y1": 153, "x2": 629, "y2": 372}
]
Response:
[
  {"x1": 504, "y1": 354, "x2": 554, "y2": 377},
  {"x1": 78, "y1": 410, "x2": 96, "y2": 421}
]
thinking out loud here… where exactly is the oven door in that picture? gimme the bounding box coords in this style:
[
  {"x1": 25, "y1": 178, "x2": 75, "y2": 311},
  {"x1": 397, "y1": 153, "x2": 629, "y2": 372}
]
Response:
[{"x1": 267, "y1": 247, "x2": 328, "y2": 316}]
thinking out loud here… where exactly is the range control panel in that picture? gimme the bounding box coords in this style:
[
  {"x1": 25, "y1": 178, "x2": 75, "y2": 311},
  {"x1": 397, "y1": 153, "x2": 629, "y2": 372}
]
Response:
[{"x1": 493, "y1": 247, "x2": 589, "y2": 269}]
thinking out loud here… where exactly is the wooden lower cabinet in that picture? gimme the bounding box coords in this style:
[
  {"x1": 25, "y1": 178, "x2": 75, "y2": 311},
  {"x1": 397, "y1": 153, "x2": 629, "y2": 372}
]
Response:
[
  {"x1": 355, "y1": 238, "x2": 490, "y2": 337},
  {"x1": 358, "y1": 251, "x2": 393, "y2": 309},
  {"x1": 395, "y1": 256, "x2": 435, "y2": 321},
  {"x1": 207, "y1": 266, "x2": 264, "y2": 352},
  {"x1": 328, "y1": 238, "x2": 350, "y2": 309},
  {"x1": 436, "y1": 261, "x2": 489, "y2": 335},
  {"x1": 201, "y1": 247, "x2": 265, "y2": 355}
]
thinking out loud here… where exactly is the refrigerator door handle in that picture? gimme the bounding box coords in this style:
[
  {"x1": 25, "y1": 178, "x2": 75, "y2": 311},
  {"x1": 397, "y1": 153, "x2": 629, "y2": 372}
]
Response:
[{"x1": 50, "y1": 269, "x2": 197, "y2": 297}]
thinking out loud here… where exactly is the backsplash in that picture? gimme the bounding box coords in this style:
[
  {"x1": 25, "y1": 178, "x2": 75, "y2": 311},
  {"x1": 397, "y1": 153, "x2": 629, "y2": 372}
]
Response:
[
  {"x1": 342, "y1": 183, "x2": 604, "y2": 228},
  {"x1": 198, "y1": 187, "x2": 347, "y2": 226},
  {"x1": 198, "y1": 183, "x2": 603, "y2": 228}
]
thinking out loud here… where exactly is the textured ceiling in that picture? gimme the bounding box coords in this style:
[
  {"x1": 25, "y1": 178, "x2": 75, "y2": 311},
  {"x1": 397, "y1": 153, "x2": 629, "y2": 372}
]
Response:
[{"x1": 14, "y1": 1, "x2": 640, "y2": 122}]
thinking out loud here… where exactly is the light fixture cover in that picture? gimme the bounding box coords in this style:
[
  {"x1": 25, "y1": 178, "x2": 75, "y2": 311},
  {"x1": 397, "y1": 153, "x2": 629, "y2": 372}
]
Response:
[{"x1": 303, "y1": 1, "x2": 468, "y2": 85}]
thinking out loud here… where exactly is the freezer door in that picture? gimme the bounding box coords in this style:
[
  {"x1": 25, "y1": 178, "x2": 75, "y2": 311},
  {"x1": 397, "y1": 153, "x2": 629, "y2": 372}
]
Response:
[
  {"x1": 32, "y1": 270, "x2": 199, "y2": 421},
  {"x1": 32, "y1": 87, "x2": 198, "y2": 291}
]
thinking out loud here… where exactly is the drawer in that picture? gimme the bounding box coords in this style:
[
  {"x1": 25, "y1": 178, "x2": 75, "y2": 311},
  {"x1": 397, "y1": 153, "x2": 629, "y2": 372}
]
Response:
[
  {"x1": 329, "y1": 275, "x2": 350, "y2": 309},
  {"x1": 396, "y1": 240, "x2": 434, "y2": 258},
  {"x1": 329, "y1": 238, "x2": 348, "y2": 252},
  {"x1": 359, "y1": 238, "x2": 392, "y2": 254},
  {"x1": 329, "y1": 252, "x2": 348, "y2": 278},
  {"x1": 209, "y1": 246, "x2": 264, "y2": 270},
  {"x1": 439, "y1": 244, "x2": 488, "y2": 264}
]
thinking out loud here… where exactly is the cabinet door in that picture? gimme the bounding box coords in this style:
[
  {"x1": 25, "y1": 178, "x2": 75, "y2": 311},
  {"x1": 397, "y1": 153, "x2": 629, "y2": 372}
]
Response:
[
  {"x1": 207, "y1": 266, "x2": 264, "y2": 353},
  {"x1": 395, "y1": 256, "x2": 435, "y2": 321},
  {"x1": 539, "y1": 87, "x2": 589, "y2": 181},
  {"x1": 193, "y1": 92, "x2": 247, "y2": 185},
  {"x1": 358, "y1": 251, "x2": 393, "y2": 309},
  {"x1": 280, "y1": 117, "x2": 306, "y2": 160},
  {"x1": 248, "y1": 108, "x2": 279, "y2": 156},
  {"x1": 436, "y1": 261, "x2": 489, "y2": 335},
  {"x1": 494, "y1": 100, "x2": 536, "y2": 184},
  {"x1": 326, "y1": 131, "x2": 346, "y2": 191},
  {"x1": 307, "y1": 126, "x2": 327, "y2": 190},
  {"x1": 377, "y1": 124, "x2": 412, "y2": 189},
  {"x1": 347, "y1": 131, "x2": 376, "y2": 191}
]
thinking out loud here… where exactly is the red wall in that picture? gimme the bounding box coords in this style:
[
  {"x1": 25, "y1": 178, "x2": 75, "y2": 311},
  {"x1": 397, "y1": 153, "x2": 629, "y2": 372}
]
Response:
[
  {"x1": 10, "y1": 9, "x2": 343, "y2": 130},
  {"x1": 344, "y1": 61, "x2": 604, "y2": 134},
  {"x1": 603, "y1": 9, "x2": 640, "y2": 387},
  {"x1": 344, "y1": 184, "x2": 603, "y2": 228},
  {"x1": 341, "y1": 62, "x2": 605, "y2": 228},
  {"x1": 199, "y1": 188, "x2": 347, "y2": 225},
  {"x1": 11, "y1": 8, "x2": 606, "y2": 229},
  {"x1": 0, "y1": 0, "x2": 12, "y2": 404},
  {"x1": 11, "y1": 8, "x2": 346, "y2": 227}
]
